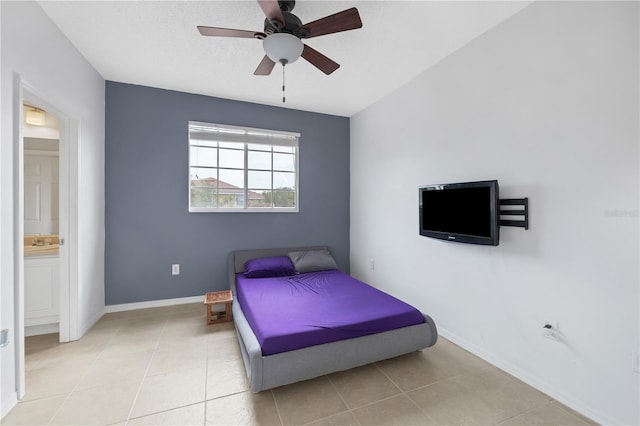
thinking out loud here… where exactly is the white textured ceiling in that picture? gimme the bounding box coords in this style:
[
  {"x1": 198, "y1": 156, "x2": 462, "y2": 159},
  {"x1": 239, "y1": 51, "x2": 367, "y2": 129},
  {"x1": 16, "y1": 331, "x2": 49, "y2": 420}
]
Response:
[{"x1": 38, "y1": 1, "x2": 532, "y2": 117}]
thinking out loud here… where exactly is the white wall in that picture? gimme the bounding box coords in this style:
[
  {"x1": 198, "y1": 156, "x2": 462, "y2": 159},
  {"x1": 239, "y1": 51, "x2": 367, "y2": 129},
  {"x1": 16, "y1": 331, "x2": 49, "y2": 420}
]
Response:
[
  {"x1": 350, "y1": 1, "x2": 638, "y2": 425},
  {"x1": 1, "y1": 1, "x2": 105, "y2": 416}
]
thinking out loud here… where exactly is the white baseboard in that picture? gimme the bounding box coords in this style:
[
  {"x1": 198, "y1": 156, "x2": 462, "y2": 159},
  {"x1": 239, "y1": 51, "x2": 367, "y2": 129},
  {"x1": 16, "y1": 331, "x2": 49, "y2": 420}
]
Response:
[
  {"x1": 437, "y1": 327, "x2": 612, "y2": 426},
  {"x1": 25, "y1": 315, "x2": 59, "y2": 328},
  {"x1": 105, "y1": 295, "x2": 203, "y2": 313},
  {"x1": 25, "y1": 323, "x2": 59, "y2": 337},
  {"x1": 81, "y1": 307, "x2": 105, "y2": 337}
]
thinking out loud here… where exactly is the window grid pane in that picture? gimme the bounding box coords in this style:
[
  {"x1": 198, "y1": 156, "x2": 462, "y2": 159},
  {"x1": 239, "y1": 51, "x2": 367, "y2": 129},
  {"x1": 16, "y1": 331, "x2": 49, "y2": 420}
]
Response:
[
  {"x1": 248, "y1": 150, "x2": 272, "y2": 171},
  {"x1": 273, "y1": 152, "x2": 295, "y2": 172},
  {"x1": 189, "y1": 122, "x2": 298, "y2": 212},
  {"x1": 190, "y1": 146, "x2": 217, "y2": 168}
]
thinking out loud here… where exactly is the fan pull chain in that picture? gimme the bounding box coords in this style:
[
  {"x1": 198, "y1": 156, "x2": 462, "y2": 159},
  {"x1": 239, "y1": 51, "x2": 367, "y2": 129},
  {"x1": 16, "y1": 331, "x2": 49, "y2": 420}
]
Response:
[{"x1": 282, "y1": 63, "x2": 286, "y2": 103}]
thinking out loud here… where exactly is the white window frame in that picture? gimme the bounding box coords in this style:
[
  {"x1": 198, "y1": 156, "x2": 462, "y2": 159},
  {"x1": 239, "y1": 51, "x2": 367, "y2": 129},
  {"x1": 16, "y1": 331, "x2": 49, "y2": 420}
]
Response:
[{"x1": 188, "y1": 121, "x2": 300, "y2": 213}]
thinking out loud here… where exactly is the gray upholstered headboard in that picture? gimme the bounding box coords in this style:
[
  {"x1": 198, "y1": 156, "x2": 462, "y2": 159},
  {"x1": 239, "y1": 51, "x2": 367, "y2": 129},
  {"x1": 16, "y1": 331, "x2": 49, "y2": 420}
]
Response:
[{"x1": 228, "y1": 246, "x2": 329, "y2": 290}]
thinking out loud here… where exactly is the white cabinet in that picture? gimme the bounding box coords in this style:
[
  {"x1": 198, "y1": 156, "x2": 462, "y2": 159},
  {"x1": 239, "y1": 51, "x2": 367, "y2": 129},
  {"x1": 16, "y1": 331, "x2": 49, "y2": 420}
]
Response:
[{"x1": 24, "y1": 255, "x2": 59, "y2": 327}]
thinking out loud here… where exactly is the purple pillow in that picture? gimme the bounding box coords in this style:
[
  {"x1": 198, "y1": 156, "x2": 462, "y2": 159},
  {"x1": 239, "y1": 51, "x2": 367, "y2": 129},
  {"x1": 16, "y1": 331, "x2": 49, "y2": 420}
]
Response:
[{"x1": 244, "y1": 256, "x2": 296, "y2": 278}]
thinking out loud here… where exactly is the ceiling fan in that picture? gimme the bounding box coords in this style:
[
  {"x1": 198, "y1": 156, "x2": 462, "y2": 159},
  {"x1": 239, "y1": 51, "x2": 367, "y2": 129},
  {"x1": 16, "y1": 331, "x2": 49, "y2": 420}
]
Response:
[{"x1": 197, "y1": 0, "x2": 363, "y2": 78}]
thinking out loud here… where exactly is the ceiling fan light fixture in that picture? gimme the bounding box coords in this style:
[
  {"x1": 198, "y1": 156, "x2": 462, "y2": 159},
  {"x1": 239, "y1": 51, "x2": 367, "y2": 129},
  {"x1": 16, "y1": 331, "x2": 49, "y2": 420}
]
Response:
[{"x1": 263, "y1": 33, "x2": 303, "y2": 65}]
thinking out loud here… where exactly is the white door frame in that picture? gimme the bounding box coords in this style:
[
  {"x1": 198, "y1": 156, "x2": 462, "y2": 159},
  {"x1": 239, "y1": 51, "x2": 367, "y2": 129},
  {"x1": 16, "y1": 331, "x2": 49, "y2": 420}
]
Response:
[{"x1": 13, "y1": 74, "x2": 79, "y2": 398}]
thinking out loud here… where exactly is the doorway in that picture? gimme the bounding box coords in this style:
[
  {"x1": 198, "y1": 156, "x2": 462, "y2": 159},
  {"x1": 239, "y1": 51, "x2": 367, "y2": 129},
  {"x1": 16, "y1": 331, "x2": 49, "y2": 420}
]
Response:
[
  {"x1": 22, "y1": 103, "x2": 61, "y2": 337},
  {"x1": 15, "y1": 80, "x2": 78, "y2": 399}
]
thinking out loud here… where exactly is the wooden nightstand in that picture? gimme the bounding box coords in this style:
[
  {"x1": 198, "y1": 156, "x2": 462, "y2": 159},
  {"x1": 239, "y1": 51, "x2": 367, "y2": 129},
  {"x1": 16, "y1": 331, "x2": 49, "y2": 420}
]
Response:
[{"x1": 204, "y1": 290, "x2": 233, "y2": 325}]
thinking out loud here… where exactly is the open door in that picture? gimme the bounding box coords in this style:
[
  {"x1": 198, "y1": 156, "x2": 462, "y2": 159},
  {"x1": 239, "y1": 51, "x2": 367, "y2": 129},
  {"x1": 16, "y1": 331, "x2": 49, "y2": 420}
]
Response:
[{"x1": 15, "y1": 78, "x2": 78, "y2": 399}]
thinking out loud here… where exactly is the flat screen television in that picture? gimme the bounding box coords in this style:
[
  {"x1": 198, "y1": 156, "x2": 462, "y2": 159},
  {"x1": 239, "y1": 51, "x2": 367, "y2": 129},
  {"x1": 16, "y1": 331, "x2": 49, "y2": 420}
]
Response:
[{"x1": 419, "y1": 180, "x2": 500, "y2": 246}]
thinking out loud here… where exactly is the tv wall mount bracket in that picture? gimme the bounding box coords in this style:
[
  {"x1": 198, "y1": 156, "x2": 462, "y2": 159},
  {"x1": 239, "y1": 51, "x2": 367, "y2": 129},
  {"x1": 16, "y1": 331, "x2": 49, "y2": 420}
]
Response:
[{"x1": 499, "y1": 198, "x2": 529, "y2": 229}]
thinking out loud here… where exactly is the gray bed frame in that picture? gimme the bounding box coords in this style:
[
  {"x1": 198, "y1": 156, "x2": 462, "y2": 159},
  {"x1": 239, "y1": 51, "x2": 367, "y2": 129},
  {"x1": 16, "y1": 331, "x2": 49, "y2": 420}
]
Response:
[{"x1": 228, "y1": 246, "x2": 438, "y2": 393}]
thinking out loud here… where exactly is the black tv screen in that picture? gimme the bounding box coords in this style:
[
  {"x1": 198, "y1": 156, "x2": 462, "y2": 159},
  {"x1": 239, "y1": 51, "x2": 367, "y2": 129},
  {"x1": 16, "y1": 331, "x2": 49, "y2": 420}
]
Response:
[{"x1": 419, "y1": 180, "x2": 499, "y2": 246}]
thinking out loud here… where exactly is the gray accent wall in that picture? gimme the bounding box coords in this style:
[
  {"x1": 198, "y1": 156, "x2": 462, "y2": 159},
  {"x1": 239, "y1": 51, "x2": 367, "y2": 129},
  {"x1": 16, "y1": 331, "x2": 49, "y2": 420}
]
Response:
[{"x1": 105, "y1": 82, "x2": 349, "y2": 305}]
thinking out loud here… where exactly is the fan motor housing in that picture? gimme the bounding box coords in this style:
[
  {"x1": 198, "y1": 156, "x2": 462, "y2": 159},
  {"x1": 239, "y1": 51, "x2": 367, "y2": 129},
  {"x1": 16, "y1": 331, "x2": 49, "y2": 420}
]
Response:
[
  {"x1": 278, "y1": 0, "x2": 295, "y2": 12},
  {"x1": 264, "y1": 11, "x2": 303, "y2": 36}
]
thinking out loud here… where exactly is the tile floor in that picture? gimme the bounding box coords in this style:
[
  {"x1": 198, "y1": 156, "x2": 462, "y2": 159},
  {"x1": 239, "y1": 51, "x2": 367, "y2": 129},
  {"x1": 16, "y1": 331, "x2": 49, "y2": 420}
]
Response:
[{"x1": 2, "y1": 303, "x2": 597, "y2": 426}]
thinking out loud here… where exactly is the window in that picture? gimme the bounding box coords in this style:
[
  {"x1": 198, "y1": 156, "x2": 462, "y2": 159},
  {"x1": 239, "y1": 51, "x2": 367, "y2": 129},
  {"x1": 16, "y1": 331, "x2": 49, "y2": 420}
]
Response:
[{"x1": 189, "y1": 121, "x2": 299, "y2": 212}]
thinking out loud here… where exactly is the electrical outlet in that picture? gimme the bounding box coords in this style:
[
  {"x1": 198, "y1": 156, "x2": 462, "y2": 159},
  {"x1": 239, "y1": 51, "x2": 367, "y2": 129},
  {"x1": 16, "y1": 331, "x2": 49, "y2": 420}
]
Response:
[
  {"x1": 632, "y1": 350, "x2": 640, "y2": 373},
  {"x1": 171, "y1": 264, "x2": 180, "y2": 276},
  {"x1": 370, "y1": 259, "x2": 375, "y2": 271}
]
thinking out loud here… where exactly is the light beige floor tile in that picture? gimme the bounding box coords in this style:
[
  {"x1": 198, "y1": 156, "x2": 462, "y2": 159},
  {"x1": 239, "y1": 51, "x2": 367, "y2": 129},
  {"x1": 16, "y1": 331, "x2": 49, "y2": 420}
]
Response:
[
  {"x1": 61, "y1": 336, "x2": 112, "y2": 354},
  {"x1": 207, "y1": 336, "x2": 242, "y2": 362},
  {"x1": 79, "y1": 321, "x2": 127, "y2": 349},
  {"x1": 101, "y1": 310, "x2": 145, "y2": 321},
  {"x1": 47, "y1": 343, "x2": 103, "y2": 364},
  {"x1": 17, "y1": 307, "x2": 600, "y2": 426},
  {"x1": 127, "y1": 402, "x2": 205, "y2": 425},
  {"x1": 158, "y1": 322, "x2": 211, "y2": 350},
  {"x1": 272, "y1": 377, "x2": 347, "y2": 426},
  {"x1": 98, "y1": 335, "x2": 159, "y2": 358},
  {"x1": 407, "y1": 374, "x2": 488, "y2": 425},
  {"x1": 0, "y1": 394, "x2": 66, "y2": 425},
  {"x1": 163, "y1": 314, "x2": 206, "y2": 331},
  {"x1": 352, "y1": 394, "x2": 430, "y2": 426},
  {"x1": 163, "y1": 321, "x2": 209, "y2": 337},
  {"x1": 375, "y1": 350, "x2": 451, "y2": 391},
  {"x1": 550, "y1": 401, "x2": 600, "y2": 426},
  {"x1": 306, "y1": 411, "x2": 358, "y2": 426},
  {"x1": 206, "y1": 322, "x2": 237, "y2": 342},
  {"x1": 166, "y1": 310, "x2": 207, "y2": 324},
  {"x1": 206, "y1": 358, "x2": 248, "y2": 400},
  {"x1": 427, "y1": 339, "x2": 492, "y2": 376},
  {"x1": 408, "y1": 367, "x2": 551, "y2": 425},
  {"x1": 328, "y1": 364, "x2": 401, "y2": 409},
  {"x1": 147, "y1": 345, "x2": 207, "y2": 376},
  {"x1": 114, "y1": 322, "x2": 165, "y2": 341},
  {"x1": 205, "y1": 391, "x2": 281, "y2": 425},
  {"x1": 25, "y1": 340, "x2": 58, "y2": 357},
  {"x1": 130, "y1": 366, "x2": 206, "y2": 418},
  {"x1": 25, "y1": 345, "x2": 66, "y2": 371},
  {"x1": 25, "y1": 344, "x2": 100, "y2": 372},
  {"x1": 499, "y1": 402, "x2": 592, "y2": 425},
  {"x1": 50, "y1": 379, "x2": 140, "y2": 425},
  {"x1": 76, "y1": 350, "x2": 153, "y2": 390},
  {"x1": 74, "y1": 323, "x2": 119, "y2": 340},
  {"x1": 171, "y1": 302, "x2": 205, "y2": 313},
  {"x1": 23, "y1": 361, "x2": 89, "y2": 401},
  {"x1": 158, "y1": 333, "x2": 209, "y2": 353},
  {"x1": 25, "y1": 333, "x2": 60, "y2": 350},
  {"x1": 88, "y1": 317, "x2": 131, "y2": 334}
]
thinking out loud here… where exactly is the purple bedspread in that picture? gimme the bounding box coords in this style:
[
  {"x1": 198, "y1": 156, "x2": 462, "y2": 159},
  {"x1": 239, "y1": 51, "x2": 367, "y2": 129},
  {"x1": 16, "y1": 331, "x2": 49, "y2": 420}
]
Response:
[{"x1": 236, "y1": 270, "x2": 425, "y2": 356}]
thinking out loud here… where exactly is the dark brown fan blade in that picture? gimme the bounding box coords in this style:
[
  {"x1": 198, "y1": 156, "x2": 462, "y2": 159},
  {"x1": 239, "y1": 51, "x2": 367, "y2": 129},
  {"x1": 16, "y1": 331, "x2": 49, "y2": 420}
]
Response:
[
  {"x1": 299, "y1": 7, "x2": 362, "y2": 39},
  {"x1": 254, "y1": 55, "x2": 276, "y2": 76},
  {"x1": 301, "y1": 45, "x2": 340, "y2": 75},
  {"x1": 198, "y1": 26, "x2": 265, "y2": 39},
  {"x1": 257, "y1": 0, "x2": 285, "y2": 29}
]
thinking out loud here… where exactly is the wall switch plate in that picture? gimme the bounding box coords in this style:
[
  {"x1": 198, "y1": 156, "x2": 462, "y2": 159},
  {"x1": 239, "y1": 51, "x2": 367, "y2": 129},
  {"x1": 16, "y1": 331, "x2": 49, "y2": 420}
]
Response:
[
  {"x1": 171, "y1": 264, "x2": 180, "y2": 276},
  {"x1": 370, "y1": 259, "x2": 375, "y2": 270}
]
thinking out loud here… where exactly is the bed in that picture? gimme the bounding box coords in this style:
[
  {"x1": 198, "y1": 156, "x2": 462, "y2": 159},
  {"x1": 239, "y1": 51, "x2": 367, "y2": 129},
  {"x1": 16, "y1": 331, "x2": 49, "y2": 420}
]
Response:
[{"x1": 228, "y1": 246, "x2": 438, "y2": 393}]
